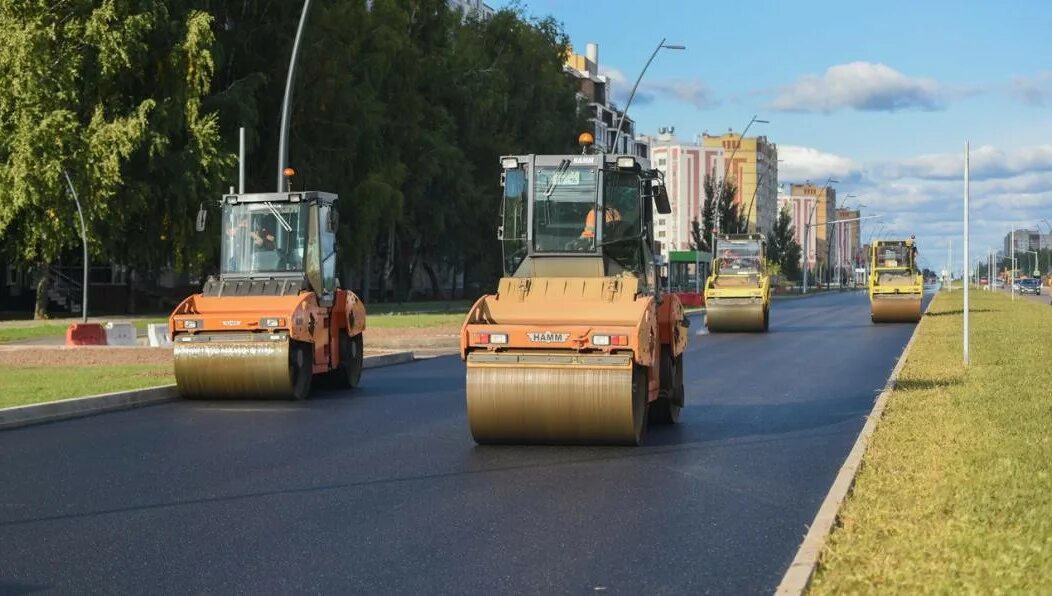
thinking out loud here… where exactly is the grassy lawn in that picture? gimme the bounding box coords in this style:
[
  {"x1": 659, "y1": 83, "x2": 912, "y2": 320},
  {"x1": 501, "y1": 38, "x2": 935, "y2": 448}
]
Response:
[
  {"x1": 0, "y1": 365, "x2": 173, "y2": 409},
  {"x1": 811, "y1": 289, "x2": 1052, "y2": 593},
  {"x1": 367, "y1": 312, "x2": 465, "y2": 329},
  {"x1": 0, "y1": 323, "x2": 70, "y2": 343}
]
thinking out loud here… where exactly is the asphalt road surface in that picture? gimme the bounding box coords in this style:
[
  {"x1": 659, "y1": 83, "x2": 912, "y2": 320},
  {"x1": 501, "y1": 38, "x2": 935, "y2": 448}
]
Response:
[{"x1": 0, "y1": 290, "x2": 930, "y2": 595}]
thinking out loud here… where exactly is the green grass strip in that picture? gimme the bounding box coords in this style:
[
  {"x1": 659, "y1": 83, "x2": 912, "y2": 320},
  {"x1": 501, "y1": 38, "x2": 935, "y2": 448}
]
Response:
[
  {"x1": 0, "y1": 365, "x2": 173, "y2": 409},
  {"x1": 811, "y1": 289, "x2": 1052, "y2": 593}
]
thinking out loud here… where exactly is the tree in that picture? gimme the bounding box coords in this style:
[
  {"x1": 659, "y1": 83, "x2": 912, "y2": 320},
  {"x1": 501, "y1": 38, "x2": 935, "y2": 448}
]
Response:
[
  {"x1": 689, "y1": 218, "x2": 705, "y2": 252},
  {"x1": 701, "y1": 173, "x2": 739, "y2": 252},
  {"x1": 0, "y1": 2, "x2": 229, "y2": 317},
  {"x1": 767, "y1": 204, "x2": 802, "y2": 280}
]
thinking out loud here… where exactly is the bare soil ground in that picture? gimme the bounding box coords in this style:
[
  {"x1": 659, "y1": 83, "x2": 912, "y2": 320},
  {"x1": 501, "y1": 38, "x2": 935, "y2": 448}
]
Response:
[{"x1": 0, "y1": 326, "x2": 459, "y2": 369}]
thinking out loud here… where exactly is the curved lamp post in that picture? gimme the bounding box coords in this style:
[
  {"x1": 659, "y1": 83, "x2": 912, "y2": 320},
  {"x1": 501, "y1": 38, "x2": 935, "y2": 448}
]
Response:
[
  {"x1": 712, "y1": 115, "x2": 768, "y2": 250},
  {"x1": 62, "y1": 170, "x2": 88, "y2": 323},
  {"x1": 609, "y1": 38, "x2": 686, "y2": 153},
  {"x1": 277, "y1": 0, "x2": 313, "y2": 191}
]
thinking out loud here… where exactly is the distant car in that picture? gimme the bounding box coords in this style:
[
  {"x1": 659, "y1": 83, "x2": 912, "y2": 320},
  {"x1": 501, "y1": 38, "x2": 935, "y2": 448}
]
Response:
[
  {"x1": 1019, "y1": 279, "x2": 1041, "y2": 295},
  {"x1": 979, "y1": 277, "x2": 988, "y2": 286},
  {"x1": 993, "y1": 279, "x2": 1005, "y2": 289}
]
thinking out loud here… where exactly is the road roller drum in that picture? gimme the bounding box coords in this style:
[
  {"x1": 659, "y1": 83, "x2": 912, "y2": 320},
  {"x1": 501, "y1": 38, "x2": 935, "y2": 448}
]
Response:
[
  {"x1": 174, "y1": 336, "x2": 313, "y2": 400},
  {"x1": 870, "y1": 296, "x2": 922, "y2": 323},
  {"x1": 705, "y1": 300, "x2": 768, "y2": 332},
  {"x1": 466, "y1": 352, "x2": 645, "y2": 445}
]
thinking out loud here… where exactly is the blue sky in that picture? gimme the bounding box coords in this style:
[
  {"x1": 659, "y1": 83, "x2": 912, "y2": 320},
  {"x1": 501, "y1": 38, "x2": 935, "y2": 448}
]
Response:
[{"x1": 491, "y1": 0, "x2": 1052, "y2": 273}]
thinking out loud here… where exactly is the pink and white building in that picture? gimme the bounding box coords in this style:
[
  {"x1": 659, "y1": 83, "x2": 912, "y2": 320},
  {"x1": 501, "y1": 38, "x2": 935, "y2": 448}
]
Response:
[{"x1": 777, "y1": 193, "x2": 818, "y2": 269}]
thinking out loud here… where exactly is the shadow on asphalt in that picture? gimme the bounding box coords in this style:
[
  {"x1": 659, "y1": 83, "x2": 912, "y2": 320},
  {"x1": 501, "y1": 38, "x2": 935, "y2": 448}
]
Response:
[{"x1": 893, "y1": 377, "x2": 962, "y2": 391}]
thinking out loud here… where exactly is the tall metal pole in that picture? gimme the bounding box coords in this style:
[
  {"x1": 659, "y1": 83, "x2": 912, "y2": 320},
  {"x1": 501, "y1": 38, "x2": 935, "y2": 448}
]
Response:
[
  {"x1": 238, "y1": 127, "x2": 246, "y2": 194},
  {"x1": 1011, "y1": 224, "x2": 1015, "y2": 301},
  {"x1": 610, "y1": 38, "x2": 685, "y2": 154},
  {"x1": 62, "y1": 170, "x2": 88, "y2": 323},
  {"x1": 963, "y1": 142, "x2": 970, "y2": 365},
  {"x1": 277, "y1": 0, "x2": 312, "y2": 191},
  {"x1": 711, "y1": 115, "x2": 767, "y2": 253}
]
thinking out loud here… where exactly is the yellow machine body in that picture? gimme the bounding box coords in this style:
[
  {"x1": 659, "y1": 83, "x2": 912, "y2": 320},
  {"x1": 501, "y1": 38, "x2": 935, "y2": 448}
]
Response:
[
  {"x1": 869, "y1": 238, "x2": 923, "y2": 323},
  {"x1": 461, "y1": 151, "x2": 689, "y2": 445},
  {"x1": 704, "y1": 234, "x2": 771, "y2": 332}
]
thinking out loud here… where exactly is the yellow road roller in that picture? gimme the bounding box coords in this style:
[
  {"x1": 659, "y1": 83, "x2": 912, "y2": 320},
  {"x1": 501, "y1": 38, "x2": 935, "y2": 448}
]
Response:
[
  {"x1": 459, "y1": 136, "x2": 690, "y2": 445},
  {"x1": 869, "y1": 238, "x2": 923, "y2": 323},
  {"x1": 168, "y1": 191, "x2": 366, "y2": 399},
  {"x1": 704, "y1": 234, "x2": 771, "y2": 332}
]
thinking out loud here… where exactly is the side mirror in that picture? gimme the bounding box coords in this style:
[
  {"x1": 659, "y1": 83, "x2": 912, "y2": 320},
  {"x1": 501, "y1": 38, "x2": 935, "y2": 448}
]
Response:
[
  {"x1": 496, "y1": 225, "x2": 504, "y2": 240},
  {"x1": 195, "y1": 204, "x2": 207, "y2": 232},
  {"x1": 654, "y1": 184, "x2": 672, "y2": 214}
]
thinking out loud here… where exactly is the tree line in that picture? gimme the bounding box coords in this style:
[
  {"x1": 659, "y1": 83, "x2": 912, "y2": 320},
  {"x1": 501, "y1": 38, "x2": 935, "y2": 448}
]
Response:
[{"x1": 0, "y1": 0, "x2": 584, "y2": 317}]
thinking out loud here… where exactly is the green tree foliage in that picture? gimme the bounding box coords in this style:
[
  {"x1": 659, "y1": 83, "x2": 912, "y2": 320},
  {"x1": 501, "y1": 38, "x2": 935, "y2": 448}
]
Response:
[
  {"x1": 767, "y1": 204, "x2": 802, "y2": 280},
  {"x1": 1, "y1": 1, "x2": 582, "y2": 311},
  {"x1": 0, "y1": 1, "x2": 230, "y2": 317},
  {"x1": 689, "y1": 217, "x2": 706, "y2": 252},
  {"x1": 207, "y1": 0, "x2": 581, "y2": 299},
  {"x1": 701, "y1": 174, "x2": 739, "y2": 251}
]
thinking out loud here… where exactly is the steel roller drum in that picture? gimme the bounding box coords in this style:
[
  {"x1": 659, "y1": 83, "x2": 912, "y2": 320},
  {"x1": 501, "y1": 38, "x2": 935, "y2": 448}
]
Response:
[
  {"x1": 466, "y1": 352, "x2": 644, "y2": 445},
  {"x1": 705, "y1": 300, "x2": 767, "y2": 332},
  {"x1": 174, "y1": 337, "x2": 304, "y2": 399},
  {"x1": 870, "y1": 295, "x2": 922, "y2": 323}
]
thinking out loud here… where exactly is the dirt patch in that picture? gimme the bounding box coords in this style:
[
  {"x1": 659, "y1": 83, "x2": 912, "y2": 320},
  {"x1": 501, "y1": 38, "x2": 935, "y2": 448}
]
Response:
[
  {"x1": 0, "y1": 346, "x2": 174, "y2": 368},
  {"x1": 0, "y1": 326, "x2": 453, "y2": 369}
]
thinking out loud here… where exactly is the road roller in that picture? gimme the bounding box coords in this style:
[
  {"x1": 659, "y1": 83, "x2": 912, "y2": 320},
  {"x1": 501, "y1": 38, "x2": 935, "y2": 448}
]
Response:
[
  {"x1": 168, "y1": 191, "x2": 366, "y2": 399},
  {"x1": 869, "y1": 237, "x2": 923, "y2": 323},
  {"x1": 459, "y1": 137, "x2": 690, "y2": 445},
  {"x1": 704, "y1": 234, "x2": 771, "y2": 332}
]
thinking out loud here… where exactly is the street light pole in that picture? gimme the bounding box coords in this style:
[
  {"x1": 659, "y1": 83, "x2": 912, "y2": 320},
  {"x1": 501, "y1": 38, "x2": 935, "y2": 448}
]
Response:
[
  {"x1": 62, "y1": 170, "x2": 88, "y2": 323},
  {"x1": 277, "y1": 0, "x2": 312, "y2": 191},
  {"x1": 963, "y1": 141, "x2": 969, "y2": 366},
  {"x1": 610, "y1": 38, "x2": 686, "y2": 154},
  {"x1": 711, "y1": 115, "x2": 768, "y2": 252}
]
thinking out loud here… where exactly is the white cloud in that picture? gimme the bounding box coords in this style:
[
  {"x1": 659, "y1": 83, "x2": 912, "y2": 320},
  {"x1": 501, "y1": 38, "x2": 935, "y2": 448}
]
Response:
[
  {"x1": 1011, "y1": 71, "x2": 1052, "y2": 106},
  {"x1": 602, "y1": 67, "x2": 718, "y2": 110},
  {"x1": 770, "y1": 142, "x2": 1052, "y2": 267},
  {"x1": 778, "y1": 145, "x2": 861, "y2": 183},
  {"x1": 772, "y1": 62, "x2": 946, "y2": 113},
  {"x1": 880, "y1": 145, "x2": 1052, "y2": 181}
]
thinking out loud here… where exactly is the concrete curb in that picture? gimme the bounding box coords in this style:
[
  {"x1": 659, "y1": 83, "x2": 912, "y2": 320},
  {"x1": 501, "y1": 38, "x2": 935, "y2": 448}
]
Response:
[
  {"x1": 0, "y1": 351, "x2": 416, "y2": 431},
  {"x1": 775, "y1": 297, "x2": 934, "y2": 595},
  {"x1": 0, "y1": 385, "x2": 179, "y2": 430}
]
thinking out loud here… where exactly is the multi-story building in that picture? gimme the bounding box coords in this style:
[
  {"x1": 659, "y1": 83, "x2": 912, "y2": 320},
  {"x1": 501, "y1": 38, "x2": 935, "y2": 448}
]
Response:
[
  {"x1": 564, "y1": 43, "x2": 648, "y2": 158},
  {"x1": 447, "y1": 0, "x2": 495, "y2": 19},
  {"x1": 789, "y1": 183, "x2": 837, "y2": 278},
  {"x1": 835, "y1": 208, "x2": 862, "y2": 272},
  {"x1": 646, "y1": 129, "x2": 704, "y2": 256},
  {"x1": 777, "y1": 193, "x2": 817, "y2": 269},
  {"x1": 700, "y1": 131, "x2": 778, "y2": 234},
  {"x1": 1003, "y1": 229, "x2": 1041, "y2": 256}
]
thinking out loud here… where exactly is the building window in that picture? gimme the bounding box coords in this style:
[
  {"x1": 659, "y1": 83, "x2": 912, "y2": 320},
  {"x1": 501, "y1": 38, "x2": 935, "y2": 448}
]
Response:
[
  {"x1": 657, "y1": 158, "x2": 666, "y2": 167},
  {"x1": 658, "y1": 231, "x2": 666, "y2": 238}
]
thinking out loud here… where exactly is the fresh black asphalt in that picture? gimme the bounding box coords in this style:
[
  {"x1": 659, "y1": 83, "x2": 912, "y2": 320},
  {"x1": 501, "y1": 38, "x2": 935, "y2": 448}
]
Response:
[{"x1": 0, "y1": 290, "x2": 928, "y2": 594}]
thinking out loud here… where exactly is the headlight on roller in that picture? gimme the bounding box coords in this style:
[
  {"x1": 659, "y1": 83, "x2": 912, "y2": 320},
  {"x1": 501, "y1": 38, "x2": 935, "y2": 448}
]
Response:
[
  {"x1": 260, "y1": 317, "x2": 285, "y2": 328},
  {"x1": 182, "y1": 319, "x2": 202, "y2": 330}
]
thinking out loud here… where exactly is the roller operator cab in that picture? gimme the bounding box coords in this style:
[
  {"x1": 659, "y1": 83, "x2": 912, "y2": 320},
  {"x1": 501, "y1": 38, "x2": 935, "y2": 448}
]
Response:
[
  {"x1": 169, "y1": 191, "x2": 366, "y2": 400},
  {"x1": 460, "y1": 148, "x2": 690, "y2": 446},
  {"x1": 869, "y1": 238, "x2": 923, "y2": 323},
  {"x1": 704, "y1": 234, "x2": 771, "y2": 332}
]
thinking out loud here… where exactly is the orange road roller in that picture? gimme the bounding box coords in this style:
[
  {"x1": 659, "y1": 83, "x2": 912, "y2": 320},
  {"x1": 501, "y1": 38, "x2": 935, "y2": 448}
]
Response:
[
  {"x1": 460, "y1": 137, "x2": 690, "y2": 445},
  {"x1": 169, "y1": 191, "x2": 365, "y2": 399}
]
